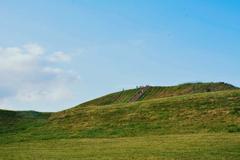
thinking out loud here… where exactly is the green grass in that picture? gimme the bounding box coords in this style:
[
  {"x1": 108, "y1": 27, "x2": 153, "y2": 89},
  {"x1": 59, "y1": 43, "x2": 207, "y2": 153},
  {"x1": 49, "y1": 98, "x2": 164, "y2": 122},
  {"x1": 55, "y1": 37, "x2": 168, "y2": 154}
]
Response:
[
  {"x1": 0, "y1": 110, "x2": 50, "y2": 134},
  {"x1": 0, "y1": 133, "x2": 239, "y2": 160},
  {"x1": 1, "y1": 89, "x2": 240, "y2": 143},
  {"x1": 47, "y1": 89, "x2": 240, "y2": 138},
  {"x1": 0, "y1": 82, "x2": 240, "y2": 159}
]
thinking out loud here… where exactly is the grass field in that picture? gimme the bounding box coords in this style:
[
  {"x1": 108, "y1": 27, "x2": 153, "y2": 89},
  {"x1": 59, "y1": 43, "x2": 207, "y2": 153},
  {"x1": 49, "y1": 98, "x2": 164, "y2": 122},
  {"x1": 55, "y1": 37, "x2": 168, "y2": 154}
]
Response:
[{"x1": 0, "y1": 133, "x2": 239, "y2": 160}]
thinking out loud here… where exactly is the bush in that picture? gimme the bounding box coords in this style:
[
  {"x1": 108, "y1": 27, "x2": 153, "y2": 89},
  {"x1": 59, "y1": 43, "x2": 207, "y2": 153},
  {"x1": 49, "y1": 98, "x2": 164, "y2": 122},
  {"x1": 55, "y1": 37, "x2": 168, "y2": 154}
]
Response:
[{"x1": 228, "y1": 124, "x2": 240, "y2": 133}]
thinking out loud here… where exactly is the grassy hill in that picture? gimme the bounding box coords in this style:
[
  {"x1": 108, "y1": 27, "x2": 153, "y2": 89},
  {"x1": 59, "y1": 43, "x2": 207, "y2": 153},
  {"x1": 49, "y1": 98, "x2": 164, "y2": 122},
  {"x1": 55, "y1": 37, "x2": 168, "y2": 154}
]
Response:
[
  {"x1": 49, "y1": 89, "x2": 240, "y2": 137},
  {"x1": 79, "y1": 82, "x2": 236, "y2": 107},
  {"x1": 0, "y1": 110, "x2": 50, "y2": 134},
  {"x1": 0, "y1": 82, "x2": 239, "y2": 143},
  {"x1": 0, "y1": 82, "x2": 240, "y2": 159}
]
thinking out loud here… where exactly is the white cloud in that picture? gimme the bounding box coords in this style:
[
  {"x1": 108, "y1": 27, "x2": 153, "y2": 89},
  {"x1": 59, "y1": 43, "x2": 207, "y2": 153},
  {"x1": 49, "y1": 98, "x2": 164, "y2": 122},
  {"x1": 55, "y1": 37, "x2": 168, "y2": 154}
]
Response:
[
  {"x1": 0, "y1": 45, "x2": 39, "y2": 72},
  {"x1": 16, "y1": 85, "x2": 73, "y2": 102},
  {"x1": 42, "y1": 67, "x2": 64, "y2": 75},
  {"x1": 23, "y1": 43, "x2": 44, "y2": 56},
  {"x1": 0, "y1": 43, "x2": 79, "y2": 111},
  {"x1": 48, "y1": 51, "x2": 71, "y2": 62}
]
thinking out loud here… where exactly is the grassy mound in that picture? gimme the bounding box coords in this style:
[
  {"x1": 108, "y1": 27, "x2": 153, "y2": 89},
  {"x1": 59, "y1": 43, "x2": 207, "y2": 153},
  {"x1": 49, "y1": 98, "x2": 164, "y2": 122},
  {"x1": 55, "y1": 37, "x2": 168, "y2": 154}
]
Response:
[
  {"x1": 0, "y1": 82, "x2": 239, "y2": 143},
  {"x1": 0, "y1": 110, "x2": 50, "y2": 134},
  {"x1": 49, "y1": 89, "x2": 240, "y2": 138},
  {"x1": 79, "y1": 82, "x2": 237, "y2": 107}
]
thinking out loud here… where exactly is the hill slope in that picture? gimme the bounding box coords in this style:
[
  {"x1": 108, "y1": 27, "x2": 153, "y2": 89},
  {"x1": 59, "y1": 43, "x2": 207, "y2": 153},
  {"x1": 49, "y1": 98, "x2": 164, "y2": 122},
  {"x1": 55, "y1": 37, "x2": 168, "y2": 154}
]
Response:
[
  {"x1": 49, "y1": 89, "x2": 240, "y2": 137},
  {"x1": 0, "y1": 82, "x2": 239, "y2": 143},
  {"x1": 79, "y1": 82, "x2": 236, "y2": 107},
  {"x1": 0, "y1": 110, "x2": 50, "y2": 135}
]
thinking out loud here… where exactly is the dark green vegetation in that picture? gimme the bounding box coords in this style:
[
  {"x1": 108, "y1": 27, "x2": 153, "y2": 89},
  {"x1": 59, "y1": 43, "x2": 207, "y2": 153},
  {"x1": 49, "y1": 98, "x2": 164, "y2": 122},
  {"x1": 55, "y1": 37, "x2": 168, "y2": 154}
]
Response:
[
  {"x1": 0, "y1": 110, "x2": 50, "y2": 134},
  {"x1": 0, "y1": 82, "x2": 240, "y2": 159}
]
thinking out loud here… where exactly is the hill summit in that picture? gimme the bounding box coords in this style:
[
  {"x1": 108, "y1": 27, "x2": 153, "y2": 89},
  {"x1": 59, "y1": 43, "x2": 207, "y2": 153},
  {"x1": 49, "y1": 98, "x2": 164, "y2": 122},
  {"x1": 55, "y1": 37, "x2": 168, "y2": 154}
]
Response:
[{"x1": 79, "y1": 82, "x2": 237, "y2": 107}]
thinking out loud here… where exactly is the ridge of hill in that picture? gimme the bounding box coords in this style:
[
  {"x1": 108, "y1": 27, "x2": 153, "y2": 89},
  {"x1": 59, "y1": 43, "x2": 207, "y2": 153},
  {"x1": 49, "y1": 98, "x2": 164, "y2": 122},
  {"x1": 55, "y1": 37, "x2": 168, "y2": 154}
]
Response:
[{"x1": 78, "y1": 82, "x2": 237, "y2": 107}]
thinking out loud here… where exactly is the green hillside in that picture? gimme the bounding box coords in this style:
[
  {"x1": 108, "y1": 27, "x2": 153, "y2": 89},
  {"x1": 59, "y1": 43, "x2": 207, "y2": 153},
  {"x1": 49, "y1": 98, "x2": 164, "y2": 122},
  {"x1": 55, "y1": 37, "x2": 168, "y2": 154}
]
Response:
[
  {"x1": 49, "y1": 89, "x2": 240, "y2": 138},
  {"x1": 1, "y1": 82, "x2": 240, "y2": 159},
  {"x1": 0, "y1": 110, "x2": 50, "y2": 143},
  {"x1": 0, "y1": 110, "x2": 50, "y2": 134},
  {"x1": 79, "y1": 82, "x2": 236, "y2": 107},
  {"x1": 0, "y1": 82, "x2": 239, "y2": 144}
]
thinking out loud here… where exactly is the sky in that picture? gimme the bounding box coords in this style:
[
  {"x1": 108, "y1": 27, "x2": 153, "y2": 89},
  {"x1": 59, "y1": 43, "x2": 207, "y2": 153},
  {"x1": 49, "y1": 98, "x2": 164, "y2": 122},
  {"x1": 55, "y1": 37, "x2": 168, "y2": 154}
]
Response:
[{"x1": 0, "y1": 0, "x2": 240, "y2": 112}]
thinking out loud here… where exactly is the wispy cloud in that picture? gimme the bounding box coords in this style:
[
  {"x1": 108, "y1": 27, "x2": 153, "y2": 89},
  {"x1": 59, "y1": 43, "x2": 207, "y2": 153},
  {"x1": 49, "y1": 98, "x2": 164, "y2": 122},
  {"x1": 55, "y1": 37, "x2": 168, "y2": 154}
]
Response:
[
  {"x1": 0, "y1": 43, "x2": 79, "y2": 111},
  {"x1": 48, "y1": 51, "x2": 71, "y2": 62}
]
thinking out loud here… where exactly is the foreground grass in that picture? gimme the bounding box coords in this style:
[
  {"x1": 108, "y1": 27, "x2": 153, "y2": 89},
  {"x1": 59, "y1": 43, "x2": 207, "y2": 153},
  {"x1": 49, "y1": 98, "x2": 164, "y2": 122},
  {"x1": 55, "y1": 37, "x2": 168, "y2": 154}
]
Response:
[{"x1": 0, "y1": 133, "x2": 240, "y2": 160}]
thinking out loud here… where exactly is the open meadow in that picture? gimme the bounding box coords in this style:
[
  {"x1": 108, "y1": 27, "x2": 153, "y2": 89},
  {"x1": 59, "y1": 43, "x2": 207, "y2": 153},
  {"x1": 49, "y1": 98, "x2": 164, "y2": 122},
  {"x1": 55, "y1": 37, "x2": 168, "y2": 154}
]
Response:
[{"x1": 1, "y1": 133, "x2": 240, "y2": 160}]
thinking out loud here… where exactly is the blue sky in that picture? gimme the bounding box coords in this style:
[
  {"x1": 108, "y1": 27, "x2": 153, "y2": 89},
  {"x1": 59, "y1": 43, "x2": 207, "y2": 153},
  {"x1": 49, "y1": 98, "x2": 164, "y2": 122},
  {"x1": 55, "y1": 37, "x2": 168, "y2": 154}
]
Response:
[{"x1": 0, "y1": 0, "x2": 240, "y2": 111}]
